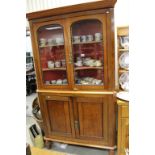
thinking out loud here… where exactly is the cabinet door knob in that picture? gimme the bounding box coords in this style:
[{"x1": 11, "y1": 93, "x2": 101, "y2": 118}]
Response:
[
  {"x1": 74, "y1": 120, "x2": 79, "y2": 130},
  {"x1": 73, "y1": 88, "x2": 78, "y2": 91}
]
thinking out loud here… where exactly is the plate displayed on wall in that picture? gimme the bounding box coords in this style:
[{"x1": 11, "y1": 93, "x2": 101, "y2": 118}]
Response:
[
  {"x1": 119, "y1": 51, "x2": 129, "y2": 69},
  {"x1": 119, "y1": 72, "x2": 129, "y2": 91}
]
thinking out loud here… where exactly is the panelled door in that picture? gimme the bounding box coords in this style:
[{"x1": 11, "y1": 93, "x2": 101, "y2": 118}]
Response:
[
  {"x1": 40, "y1": 95, "x2": 73, "y2": 138},
  {"x1": 67, "y1": 14, "x2": 108, "y2": 90},
  {"x1": 73, "y1": 96, "x2": 108, "y2": 143}
]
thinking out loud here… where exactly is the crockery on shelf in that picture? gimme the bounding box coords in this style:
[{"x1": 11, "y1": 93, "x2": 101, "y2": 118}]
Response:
[
  {"x1": 47, "y1": 61, "x2": 54, "y2": 69},
  {"x1": 73, "y1": 36, "x2": 80, "y2": 43},
  {"x1": 40, "y1": 38, "x2": 46, "y2": 46},
  {"x1": 45, "y1": 81, "x2": 50, "y2": 84},
  {"x1": 119, "y1": 51, "x2": 129, "y2": 69},
  {"x1": 56, "y1": 37, "x2": 64, "y2": 44},
  {"x1": 94, "y1": 60, "x2": 102, "y2": 67},
  {"x1": 55, "y1": 61, "x2": 61, "y2": 68},
  {"x1": 47, "y1": 38, "x2": 53, "y2": 45},
  {"x1": 120, "y1": 36, "x2": 129, "y2": 49},
  {"x1": 56, "y1": 79, "x2": 63, "y2": 84},
  {"x1": 119, "y1": 72, "x2": 129, "y2": 91},
  {"x1": 95, "y1": 33, "x2": 102, "y2": 41},
  {"x1": 62, "y1": 79, "x2": 67, "y2": 84},
  {"x1": 81, "y1": 35, "x2": 87, "y2": 42},
  {"x1": 75, "y1": 60, "x2": 83, "y2": 67},
  {"x1": 61, "y1": 59, "x2": 66, "y2": 67},
  {"x1": 87, "y1": 35, "x2": 93, "y2": 42},
  {"x1": 51, "y1": 80, "x2": 56, "y2": 84}
]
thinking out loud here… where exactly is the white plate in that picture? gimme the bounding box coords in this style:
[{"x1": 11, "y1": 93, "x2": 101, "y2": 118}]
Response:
[
  {"x1": 119, "y1": 72, "x2": 129, "y2": 91},
  {"x1": 119, "y1": 51, "x2": 129, "y2": 69},
  {"x1": 116, "y1": 92, "x2": 129, "y2": 101}
]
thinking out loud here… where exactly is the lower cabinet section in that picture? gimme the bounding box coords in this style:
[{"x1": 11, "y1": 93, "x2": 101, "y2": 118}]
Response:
[{"x1": 38, "y1": 93, "x2": 116, "y2": 148}]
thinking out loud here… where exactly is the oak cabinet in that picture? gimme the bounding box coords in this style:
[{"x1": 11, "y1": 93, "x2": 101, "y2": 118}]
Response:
[
  {"x1": 117, "y1": 100, "x2": 129, "y2": 155},
  {"x1": 27, "y1": 1, "x2": 117, "y2": 154}
]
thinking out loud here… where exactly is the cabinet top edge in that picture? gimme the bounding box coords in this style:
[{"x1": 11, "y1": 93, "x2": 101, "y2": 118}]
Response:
[{"x1": 26, "y1": 0, "x2": 117, "y2": 21}]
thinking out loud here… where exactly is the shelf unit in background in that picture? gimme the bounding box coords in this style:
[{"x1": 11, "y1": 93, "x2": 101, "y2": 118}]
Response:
[{"x1": 117, "y1": 26, "x2": 129, "y2": 155}]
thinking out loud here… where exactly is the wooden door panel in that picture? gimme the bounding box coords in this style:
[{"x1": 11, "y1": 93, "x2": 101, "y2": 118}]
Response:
[
  {"x1": 78, "y1": 102, "x2": 103, "y2": 138},
  {"x1": 74, "y1": 97, "x2": 107, "y2": 141},
  {"x1": 47, "y1": 100, "x2": 71, "y2": 134},
  {"x1": 42, "y1": 96, "x2": 73, "y2": 137}
]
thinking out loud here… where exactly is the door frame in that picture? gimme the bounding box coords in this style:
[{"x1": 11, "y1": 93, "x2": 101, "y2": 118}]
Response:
[{"x1": 30, "y1": 19, "x2": 72, "y2": 90}]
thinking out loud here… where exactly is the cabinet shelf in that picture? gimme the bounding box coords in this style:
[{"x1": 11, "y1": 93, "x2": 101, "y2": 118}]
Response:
[
  {"x1": 119, "y1": 69, "x2": 129, "y2": 73},
  {"x1": 73, "y1": 40, "x2": 102, "y2": 45},
  {"x1": 118, "y1": 48, "x2": 129, "y2": 52},
  {"x1": 75, "y1": 66, "x2": 103, "y2": 70},
  {"x1": 39, "y1": 44, "x2": 64, "y2": 48},
  {"x1": 42, "y1": 68, "x2": 66, "y2": 71}
]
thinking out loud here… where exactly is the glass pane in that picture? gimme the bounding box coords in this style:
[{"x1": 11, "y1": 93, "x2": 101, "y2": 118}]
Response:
[
  {"x1": 37, "y1": 24, "x2": 68, "y2": 85},
  {"x1": 71, "y1": 19, "x2": 104, "y2": 85}
]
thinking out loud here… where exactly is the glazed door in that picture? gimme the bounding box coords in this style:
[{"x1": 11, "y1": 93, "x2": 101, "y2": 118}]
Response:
[
  {"x1": 67, "y1": 14, "x2": 108, "y2": 90},
  {"x1": 73, "y1": 97, "x2": 108, "y2": 143},
  {"x1": 41, "y1": 95, "x2": 73, "y2": 138},
  {"x1": 32, "y1": 20, "x2": 71, "y2": 89}
]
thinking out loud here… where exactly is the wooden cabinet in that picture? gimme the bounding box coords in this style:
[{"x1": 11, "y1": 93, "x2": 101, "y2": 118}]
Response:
[
  {"x1": 27, "y1": 1, "x2": 117, "y2": 155},
  {"x1": 117, "y1": 100, "x2": 129, "y2": 155}
]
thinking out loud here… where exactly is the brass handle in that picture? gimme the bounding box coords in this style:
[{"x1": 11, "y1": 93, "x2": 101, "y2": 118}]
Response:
[{"x1": 74, "y1": 120, "x2": 79, "y2": 130}]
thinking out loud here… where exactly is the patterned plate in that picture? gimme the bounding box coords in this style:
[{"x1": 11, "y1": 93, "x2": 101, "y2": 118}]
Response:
[
  {"x1": 119, "y1": 72, "x2": 129, "y2": 91},
  {"x1": 119, "y1": 51, "x2": 129, "y2": 69}
]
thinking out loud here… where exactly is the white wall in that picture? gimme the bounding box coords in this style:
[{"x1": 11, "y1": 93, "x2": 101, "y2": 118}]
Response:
[
  {"x1": 26, "y1": 0, "x2": 129, "y2": 26},
  {"x1": 115, "y1": 0, "x2": 129, "y2": 26}
]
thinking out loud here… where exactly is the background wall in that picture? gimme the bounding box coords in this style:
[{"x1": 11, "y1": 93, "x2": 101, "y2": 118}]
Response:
[{"x1": 26, "y1": 0, "x2": 129, "y2": 26}]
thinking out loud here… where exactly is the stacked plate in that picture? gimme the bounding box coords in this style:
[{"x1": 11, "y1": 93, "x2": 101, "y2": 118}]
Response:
[{"x1": 119, "y1": 51, "x2": 129, "y2": 70}]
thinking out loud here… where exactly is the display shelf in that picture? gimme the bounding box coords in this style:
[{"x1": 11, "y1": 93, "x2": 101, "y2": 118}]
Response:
[
  {"x1": 42, "y1": 68, "x2": 66, "y2": 71},
  {"x1": 118, "y1": 48, "x2": 129, "y2": 52},
  {"x1": 73, "y1": 40, "x2": 102, "y2": 45},
  {"x1": 75, "y1": 66, "x2": 103, "y2": 70},
  {"x1": 39, "y1": 43, "x2": 64, "y2": 48},
  {"x1": 119, "y1": 69, "x2": 129, "y2": 73}
]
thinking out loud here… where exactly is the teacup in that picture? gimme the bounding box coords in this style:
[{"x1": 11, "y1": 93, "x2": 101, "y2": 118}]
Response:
[
  {"x1": 40, "y1": 38, "x2": 46, "y2": 46},
  {"x1": 73, "y1": 36, "x2": 80, "y2": 43},
  {"x1": 81, "y1": 35, "x2": 87, "y2": 42},
  {"x1": 87, "y1": 35, "x2": 93, "y2": 42},
  {"x1": 51, "y1": 80, "x2": 56, "y2": 84},
  {"x1": 56, "y1": 37, "x2": 64, "y2": 44},
  {"x1": 75, "y1": 60, "x2": 83, "y2": 67},
  {"x1": 61, "y1": 59, "x2": 66, "y2": 67},
  {"x1": 94, "y1": 60, "x2": 102, "y2": 67},
  {"x1": 95, "y1": 33, "x2": 102, "y2": 41},
  {"x1": 45, "y1": 81, "x2": 50, "y2": 85},
  {"x1": 62, "y1": 79, "x2": 67, "y2": 84},
  {"x1": 47, "y1": 38, "x2": 53, "y2": 45},
  {"x1": 55, "y1": 61, "x2": 61, "y2": 68},
  {"x1": 56, "y1": 79, "x2": 62, "y2": 84},
  {"x1": 95, "y1": 79, "x2": 102, "y2": 85},
  {"x1": 47, "y1": 61, "x2": 54, "y2": 69}
]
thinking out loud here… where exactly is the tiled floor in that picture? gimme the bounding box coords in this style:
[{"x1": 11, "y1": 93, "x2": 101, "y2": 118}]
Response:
[{"x1": 26, "y1": 93, "x2": 117, "y2": 155}]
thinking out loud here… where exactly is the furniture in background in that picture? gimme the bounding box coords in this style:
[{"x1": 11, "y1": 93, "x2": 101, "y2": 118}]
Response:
[
  {"x1": 27, "y1": 1, "x2": 117, "y2": 155},
  {"x1": 117, "y1": 26, "x2": 129, "y2": 155}
]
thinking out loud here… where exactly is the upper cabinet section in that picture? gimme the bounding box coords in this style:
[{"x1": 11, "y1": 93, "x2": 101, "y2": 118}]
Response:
[{"x1": 27, "y1": 0, "x2": 117, "y2": 91}]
